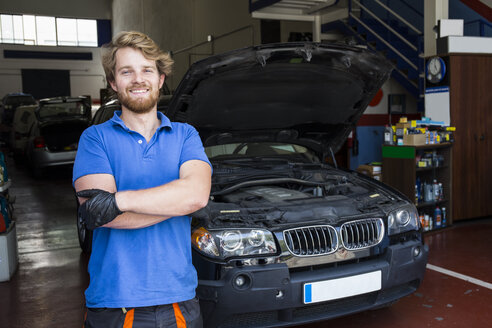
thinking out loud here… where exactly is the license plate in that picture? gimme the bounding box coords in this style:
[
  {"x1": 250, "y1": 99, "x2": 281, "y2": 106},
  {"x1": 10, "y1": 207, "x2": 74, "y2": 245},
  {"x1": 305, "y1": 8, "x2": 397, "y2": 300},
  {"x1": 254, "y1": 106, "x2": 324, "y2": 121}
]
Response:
[{"x1": 303, "y1": 271, "x2": 382, "y2": 304}]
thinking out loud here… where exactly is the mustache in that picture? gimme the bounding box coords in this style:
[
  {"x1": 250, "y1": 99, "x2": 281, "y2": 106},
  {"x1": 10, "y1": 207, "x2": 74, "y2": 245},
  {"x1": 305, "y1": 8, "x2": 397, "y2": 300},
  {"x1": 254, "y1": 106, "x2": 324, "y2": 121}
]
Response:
[{"x1": 127, "y1": 83, "x2": 152, "y2": 90}]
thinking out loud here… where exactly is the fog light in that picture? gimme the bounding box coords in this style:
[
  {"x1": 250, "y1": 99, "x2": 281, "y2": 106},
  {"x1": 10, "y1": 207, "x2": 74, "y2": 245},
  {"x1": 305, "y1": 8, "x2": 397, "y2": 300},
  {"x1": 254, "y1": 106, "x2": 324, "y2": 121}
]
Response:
[
  {"x1": 276, "y1": 290, "x2": 284, "y2": 298},
  {"x1": 235, "y1": 275, "x2": 245, "y2": 286},
  {"x1": 233, "y1": 274, "x2": 251, "y2": 290},
  {"x1": 413, "y1": 246, "x2": 421, "y2": 257},
  {"x1": 235, "y1": 275, "x2": 246, "y2": 287}
]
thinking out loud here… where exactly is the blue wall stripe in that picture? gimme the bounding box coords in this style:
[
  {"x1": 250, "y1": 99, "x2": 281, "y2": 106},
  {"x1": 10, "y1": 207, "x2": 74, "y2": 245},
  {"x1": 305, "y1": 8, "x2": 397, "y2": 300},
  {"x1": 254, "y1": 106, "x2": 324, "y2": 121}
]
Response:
[{"x1": 4, "y1": 50, "x2": 92, "y2": 60}]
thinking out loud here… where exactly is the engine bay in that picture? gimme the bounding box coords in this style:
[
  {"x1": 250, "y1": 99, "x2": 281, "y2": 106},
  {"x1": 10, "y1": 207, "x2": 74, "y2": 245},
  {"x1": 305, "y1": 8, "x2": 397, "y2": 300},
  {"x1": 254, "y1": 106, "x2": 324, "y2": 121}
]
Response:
[{"x1": 193, "y1": 161, "x2": 400, "y2": 229}]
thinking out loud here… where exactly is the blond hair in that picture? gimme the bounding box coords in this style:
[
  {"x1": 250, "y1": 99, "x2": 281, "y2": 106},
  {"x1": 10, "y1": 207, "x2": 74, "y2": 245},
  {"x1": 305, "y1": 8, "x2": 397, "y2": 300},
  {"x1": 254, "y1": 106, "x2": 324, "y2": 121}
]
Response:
[{"x1": 102, "y1": 31, "x2": 174, "y2": 84}]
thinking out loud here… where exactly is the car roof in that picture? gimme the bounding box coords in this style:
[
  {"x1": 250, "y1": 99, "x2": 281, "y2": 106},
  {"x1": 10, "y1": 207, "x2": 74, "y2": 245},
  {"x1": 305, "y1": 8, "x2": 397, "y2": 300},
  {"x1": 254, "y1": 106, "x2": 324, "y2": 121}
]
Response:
[{"x1": 4, "y1": 92, "x2": 34, "y2": 97}]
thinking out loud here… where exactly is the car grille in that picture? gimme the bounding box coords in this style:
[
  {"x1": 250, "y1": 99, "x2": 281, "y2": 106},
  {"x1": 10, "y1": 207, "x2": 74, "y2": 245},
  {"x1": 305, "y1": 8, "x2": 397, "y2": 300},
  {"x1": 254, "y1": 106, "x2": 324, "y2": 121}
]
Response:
[
  {"x1": 283, "y1": 218, "x2": 384, "y2": 256},
  {"x1": 341, "y1": 218, "x2": 384, "y2": 250},
  {"x1": 283, "y1": 225, "x2": 338, "y2": 256}
]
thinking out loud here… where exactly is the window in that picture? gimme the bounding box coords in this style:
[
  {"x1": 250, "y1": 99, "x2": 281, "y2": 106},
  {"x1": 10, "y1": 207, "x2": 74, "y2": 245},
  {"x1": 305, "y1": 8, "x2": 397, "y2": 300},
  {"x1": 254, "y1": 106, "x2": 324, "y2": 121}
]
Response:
[
  {"x1": 56, "y1": 18, "x2": 77, "y2": 46},
  {"x1": 0, "y1": 13, "x2": 99, "y2": 47},
  {"x1": 23, "y1": 15, "x2": 36, "y2": 45},
  {"x1": 0, "y1": 14, "x2": 25, "y2": 44},
  {"x1": 13, "y1": 15, "x2": 23, "y2": 44},
  {"x1": 76, "y1": 19, "x2": 97, "y2": 47},
  {"x1": 36, "y1": 16, "x2": 56, "y2": 46},
  {"x1": 0, "y1": 14, "x2": 14, "y2": 43}
]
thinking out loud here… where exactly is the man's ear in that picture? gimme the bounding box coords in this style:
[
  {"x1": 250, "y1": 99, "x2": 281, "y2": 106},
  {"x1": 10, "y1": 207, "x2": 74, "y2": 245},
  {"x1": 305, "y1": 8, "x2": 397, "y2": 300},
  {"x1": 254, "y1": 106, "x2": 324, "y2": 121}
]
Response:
[
  {"x1": 109, "y1": 80, "x2": 118, "y2": 92},
  {"x1": 159, "y1": 74, "x2": 165, "y2": 89}
]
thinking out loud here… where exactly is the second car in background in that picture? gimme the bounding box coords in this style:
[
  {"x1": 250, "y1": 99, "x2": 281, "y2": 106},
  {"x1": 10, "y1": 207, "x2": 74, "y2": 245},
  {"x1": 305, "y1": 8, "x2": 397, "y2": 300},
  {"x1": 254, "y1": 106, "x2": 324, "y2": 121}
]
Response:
[
  {"x1": 20, "y1": 96, "x2": 91, "y2": 176},
  {"x1": 0, "y1": 93, "x2": 37, "y2": 146}
]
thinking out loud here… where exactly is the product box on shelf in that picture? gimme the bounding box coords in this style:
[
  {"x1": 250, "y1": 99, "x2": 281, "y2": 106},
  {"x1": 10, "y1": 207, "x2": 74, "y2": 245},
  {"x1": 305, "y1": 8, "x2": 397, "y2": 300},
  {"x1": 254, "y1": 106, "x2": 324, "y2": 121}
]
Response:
[
  {"x1": 357, "y1": 164, "x2": 382, "y2": 181},
  {"x1": 396, "y1": 122, "x2": 411, "y2": 129},
  {"x1": 404, "y1": 134, "x2": 426, "y2": 146},
  {"x1": 0, "y1": 221, "x2": 18, "y2": 282}
]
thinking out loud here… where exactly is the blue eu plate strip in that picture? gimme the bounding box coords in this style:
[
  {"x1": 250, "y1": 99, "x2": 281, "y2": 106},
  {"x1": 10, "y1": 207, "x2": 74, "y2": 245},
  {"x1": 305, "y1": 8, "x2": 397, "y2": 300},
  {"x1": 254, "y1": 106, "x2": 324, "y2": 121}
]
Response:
[{"x1": 304, "y1": 284, "x2": 312, "y2": 303}]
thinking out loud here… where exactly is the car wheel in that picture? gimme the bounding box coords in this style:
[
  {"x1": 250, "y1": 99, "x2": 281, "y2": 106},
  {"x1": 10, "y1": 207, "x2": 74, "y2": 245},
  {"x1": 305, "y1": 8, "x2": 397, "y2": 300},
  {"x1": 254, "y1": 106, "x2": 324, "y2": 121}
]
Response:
[{"x1": 77, "y1": 202, "x2": 93, "y2": 254}]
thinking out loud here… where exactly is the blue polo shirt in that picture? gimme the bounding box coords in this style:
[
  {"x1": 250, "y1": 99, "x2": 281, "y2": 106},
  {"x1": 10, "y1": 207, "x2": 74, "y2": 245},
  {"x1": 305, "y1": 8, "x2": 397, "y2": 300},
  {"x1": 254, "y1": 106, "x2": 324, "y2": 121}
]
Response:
[{"x1": 73, "y1": 111, "x2": 211, "y2": 308}]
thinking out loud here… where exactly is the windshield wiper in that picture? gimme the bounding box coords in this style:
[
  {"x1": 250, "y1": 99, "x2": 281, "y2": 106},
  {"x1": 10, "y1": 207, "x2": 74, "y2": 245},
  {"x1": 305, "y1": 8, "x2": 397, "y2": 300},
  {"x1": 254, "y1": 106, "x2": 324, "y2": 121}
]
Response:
[{"x1": 214, "y1": 156, "x2": 300, "y2": 166}]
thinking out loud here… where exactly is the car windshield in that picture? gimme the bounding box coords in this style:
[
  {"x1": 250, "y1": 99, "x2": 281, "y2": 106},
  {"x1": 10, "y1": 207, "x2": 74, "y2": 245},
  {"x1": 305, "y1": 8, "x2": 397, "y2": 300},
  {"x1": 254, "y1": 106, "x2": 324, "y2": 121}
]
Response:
[
  {"x1": 38, "y1": 101, "x2": 89, "y2": 120},
  {"x1": 92, "y1": 106, "x2": 118, "y2": 125},
  {"x1": 205, "y1": 142, "x2": 319, "y2": 162}
]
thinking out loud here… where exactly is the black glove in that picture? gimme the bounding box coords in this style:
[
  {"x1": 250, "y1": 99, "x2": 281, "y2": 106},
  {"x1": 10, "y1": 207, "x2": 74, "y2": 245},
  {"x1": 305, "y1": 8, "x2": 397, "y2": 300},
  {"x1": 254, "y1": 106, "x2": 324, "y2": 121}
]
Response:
[{"x1": 77, "y1": 189, "x2": 123, "y2": 230}]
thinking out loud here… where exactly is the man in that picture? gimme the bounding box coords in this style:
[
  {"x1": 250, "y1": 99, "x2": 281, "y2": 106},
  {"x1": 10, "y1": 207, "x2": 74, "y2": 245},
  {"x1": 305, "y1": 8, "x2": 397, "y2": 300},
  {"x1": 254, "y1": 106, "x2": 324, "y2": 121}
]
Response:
[{"x1": 73, "y1": 31, "x2": 211, "y2": 328}]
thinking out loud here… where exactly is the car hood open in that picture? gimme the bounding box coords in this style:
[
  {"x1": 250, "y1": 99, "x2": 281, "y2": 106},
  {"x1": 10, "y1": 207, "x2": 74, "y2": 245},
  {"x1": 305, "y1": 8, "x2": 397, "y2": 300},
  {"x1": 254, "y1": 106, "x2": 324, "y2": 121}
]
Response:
[{"x1": 167, "y1": 42, "x2": 393, "y2": 155}]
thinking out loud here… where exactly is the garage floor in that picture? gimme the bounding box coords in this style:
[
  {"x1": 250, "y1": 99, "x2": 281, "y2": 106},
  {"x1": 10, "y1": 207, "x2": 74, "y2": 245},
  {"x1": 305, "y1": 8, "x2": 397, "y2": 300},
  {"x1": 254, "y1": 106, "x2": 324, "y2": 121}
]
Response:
[{"x1": 1, "y1": 160, "x2": 491, "y2": 328}]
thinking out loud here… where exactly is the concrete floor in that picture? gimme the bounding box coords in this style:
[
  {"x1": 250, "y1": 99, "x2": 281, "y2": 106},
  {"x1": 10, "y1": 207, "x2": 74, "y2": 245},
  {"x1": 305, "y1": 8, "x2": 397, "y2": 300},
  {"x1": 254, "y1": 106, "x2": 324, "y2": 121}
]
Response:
[{"x1": 1, "y1": 160, "x2": 491, "y2": 328}]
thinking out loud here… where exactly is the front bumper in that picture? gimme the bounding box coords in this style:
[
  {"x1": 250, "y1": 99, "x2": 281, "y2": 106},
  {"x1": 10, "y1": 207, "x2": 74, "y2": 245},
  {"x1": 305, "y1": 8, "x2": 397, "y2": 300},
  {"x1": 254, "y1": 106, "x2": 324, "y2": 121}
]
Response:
[{"x1": 197, "y1": 238, "x2": 428, "y2": 328}]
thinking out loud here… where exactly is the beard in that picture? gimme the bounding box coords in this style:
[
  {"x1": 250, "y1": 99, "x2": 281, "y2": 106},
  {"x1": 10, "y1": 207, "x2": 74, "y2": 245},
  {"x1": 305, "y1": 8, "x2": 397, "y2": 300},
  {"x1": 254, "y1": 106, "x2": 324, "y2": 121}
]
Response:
[{"x1": 117, "y1": 83, "x2": 159, "y2": 114}]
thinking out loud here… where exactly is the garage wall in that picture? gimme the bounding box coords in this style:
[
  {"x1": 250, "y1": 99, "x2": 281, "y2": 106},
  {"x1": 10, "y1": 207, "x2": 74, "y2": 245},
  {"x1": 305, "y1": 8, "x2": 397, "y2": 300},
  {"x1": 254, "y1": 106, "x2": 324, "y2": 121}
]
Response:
[
  {"x1": 348, "y1": 77, "x2": 419, "y2": 170},
  {"x1": 112, "y1": 0, "x2": 194, "y2": 91},
  {"x1": 111, "y1": 0, "x2": 261, "y2": 92},
  {"x1": 0, "y1": 0, "x2": 112, "y2": 101},
  {"x1": 365, "y1": 79, "x2": 417, "y2": 115},
  {"x1": 0, "y1": 0, "x2": 420, "y2": 109},
  {"x1": 0, "y1": 45, "x2": 106, "y2": 101}
]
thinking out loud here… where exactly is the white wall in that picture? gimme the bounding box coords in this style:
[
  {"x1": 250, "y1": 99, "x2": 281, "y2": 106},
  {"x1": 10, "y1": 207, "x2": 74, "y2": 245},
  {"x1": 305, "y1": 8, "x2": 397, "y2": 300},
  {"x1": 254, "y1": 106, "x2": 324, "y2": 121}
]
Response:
[
  {"x1": 0, "y1": 0, "x2": 112, "y2": 100},
  {"x1": 0, "y1": 44, "x2": 106, "y2": 100}
]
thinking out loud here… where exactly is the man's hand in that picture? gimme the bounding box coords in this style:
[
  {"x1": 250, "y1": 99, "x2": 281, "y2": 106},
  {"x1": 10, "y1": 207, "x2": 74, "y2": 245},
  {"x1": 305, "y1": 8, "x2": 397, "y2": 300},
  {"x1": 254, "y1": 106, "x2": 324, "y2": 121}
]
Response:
[{"x1": 77, "y1": 189, "x2": 123, "y2": 230}]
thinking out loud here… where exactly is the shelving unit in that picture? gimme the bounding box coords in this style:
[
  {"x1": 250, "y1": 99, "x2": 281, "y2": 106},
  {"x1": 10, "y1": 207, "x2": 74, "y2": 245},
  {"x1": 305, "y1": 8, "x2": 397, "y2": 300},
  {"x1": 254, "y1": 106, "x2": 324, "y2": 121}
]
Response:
[
  {"x1": 382, "y1": 143, "x2": 453, "y2": 231},
  {"x1": 0, "y1": 180, "x2": 11, "y2": 193},
  {"x1": 0, "y1": 176, "x2": 17, "y2": 282}
]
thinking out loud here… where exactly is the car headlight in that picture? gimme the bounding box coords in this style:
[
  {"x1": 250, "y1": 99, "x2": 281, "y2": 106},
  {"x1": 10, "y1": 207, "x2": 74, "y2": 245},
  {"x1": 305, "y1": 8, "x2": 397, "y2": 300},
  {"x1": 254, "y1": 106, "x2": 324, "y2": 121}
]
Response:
[
  {"x1": 387, "y1": 204, "x2": 419, "y2": 236},
  {"x1": 191, "y1": 227, "x2": 277, "y2": 260}
]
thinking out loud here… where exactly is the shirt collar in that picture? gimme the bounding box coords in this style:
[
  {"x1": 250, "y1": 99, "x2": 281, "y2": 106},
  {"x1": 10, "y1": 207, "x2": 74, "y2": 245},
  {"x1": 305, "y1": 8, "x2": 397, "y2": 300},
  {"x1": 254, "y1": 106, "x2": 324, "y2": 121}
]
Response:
[{"x1": 110, "y1": 110, "x2": 173, "y2": 131}]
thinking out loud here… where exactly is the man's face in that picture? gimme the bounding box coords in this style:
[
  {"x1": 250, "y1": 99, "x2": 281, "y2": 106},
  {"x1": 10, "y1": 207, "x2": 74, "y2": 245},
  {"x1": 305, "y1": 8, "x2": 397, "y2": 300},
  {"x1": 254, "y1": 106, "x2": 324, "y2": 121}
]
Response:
[{"x1": 110, "y1": 47, "x2": 165, "y2": 114}]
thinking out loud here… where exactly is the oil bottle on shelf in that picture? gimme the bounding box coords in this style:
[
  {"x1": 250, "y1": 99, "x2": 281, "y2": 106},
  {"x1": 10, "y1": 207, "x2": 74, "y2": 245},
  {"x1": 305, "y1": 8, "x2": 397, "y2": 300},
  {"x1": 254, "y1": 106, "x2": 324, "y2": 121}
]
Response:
[{"x1": 434, "y1": 206, "x2": 442, "y2": 228}]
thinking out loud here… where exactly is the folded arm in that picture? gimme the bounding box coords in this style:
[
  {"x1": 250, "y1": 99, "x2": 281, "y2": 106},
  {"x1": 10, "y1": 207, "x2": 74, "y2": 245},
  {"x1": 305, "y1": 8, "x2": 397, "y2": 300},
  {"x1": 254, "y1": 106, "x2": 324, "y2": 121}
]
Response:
[{"x1": 75, "y1": 160, "x2": 212, "y2": 229}]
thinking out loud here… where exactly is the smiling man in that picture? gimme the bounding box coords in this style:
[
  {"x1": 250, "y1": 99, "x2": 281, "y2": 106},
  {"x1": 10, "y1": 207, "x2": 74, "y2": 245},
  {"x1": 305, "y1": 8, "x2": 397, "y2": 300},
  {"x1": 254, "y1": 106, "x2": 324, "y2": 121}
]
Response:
[
  {"x1": 73, "y1": 31, "x2": 212, "y2": 328},
  {"x1": 112, "y1": 47, "x2": 162, "y2": 114}
]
